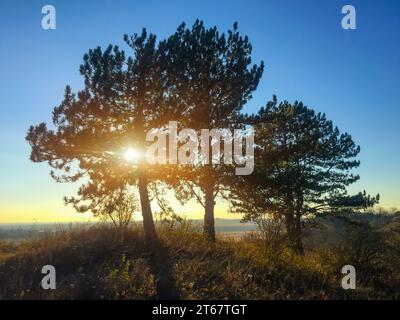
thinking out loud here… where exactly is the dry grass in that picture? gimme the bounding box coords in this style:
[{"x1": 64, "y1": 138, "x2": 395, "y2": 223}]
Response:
[
  {"x1": 0, "y1": 221, "x2": 398, "y2": 300},
  {"x1": 0, "y1": 241, "x2": 18, "y2": 262}
]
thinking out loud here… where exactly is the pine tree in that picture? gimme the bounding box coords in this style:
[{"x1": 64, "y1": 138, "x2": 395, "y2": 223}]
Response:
[
  {"x1": 232, "y1": 96, "x2": 379, "y2": 254},
  {"x1": 159, "y1": 21, "x2": 264, "y2": 241},
  {"x1": 26, "y1": 30, "x2": 166, "y2": 245}
]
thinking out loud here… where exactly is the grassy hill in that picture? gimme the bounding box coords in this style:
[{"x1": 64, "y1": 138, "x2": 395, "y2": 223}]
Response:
[{"x1": 0, "y1": 215, "x2": 399, "y2": 300}]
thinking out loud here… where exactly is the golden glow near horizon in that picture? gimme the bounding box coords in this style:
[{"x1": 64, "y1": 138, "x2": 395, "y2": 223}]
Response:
[
  {"x1": 0, "y1": 160, "x2": 398, "y2": 224},
  {"x1": 0, "y1": 192, "x2": 237, "y2": 224},
  {"x1": 1, "y1": 197, "x2": 398, "y2": 224}
]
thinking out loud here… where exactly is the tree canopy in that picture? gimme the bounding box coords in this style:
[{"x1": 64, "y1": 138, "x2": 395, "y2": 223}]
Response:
[
  {"x1": 159, "y1": 20, "x2": 264, "y2": 240},
  {"x1": 232, "y1": 96, "x2": 379, "y2": 254},
  {"x1": 26, "y1": 22, "x2": 378, "y2": 252},
  {"x1": 27, "y1": 30, "x2": 166, "y2": 244}
]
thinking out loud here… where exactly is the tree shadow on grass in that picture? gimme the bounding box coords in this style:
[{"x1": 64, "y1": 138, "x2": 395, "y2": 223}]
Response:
[{"x1": 147, "y1": 238, "x2": 180, "y2": 300}]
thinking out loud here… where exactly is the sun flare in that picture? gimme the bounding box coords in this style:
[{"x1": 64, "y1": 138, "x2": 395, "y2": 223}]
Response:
[{"x1": 123, "y1": 148, "x2": 139, "y2": 162}]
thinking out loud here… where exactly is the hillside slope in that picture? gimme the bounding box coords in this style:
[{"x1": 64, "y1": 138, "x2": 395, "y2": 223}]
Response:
[{"x1": 0, "y1": 220, "x2": 399, "y2": 300}]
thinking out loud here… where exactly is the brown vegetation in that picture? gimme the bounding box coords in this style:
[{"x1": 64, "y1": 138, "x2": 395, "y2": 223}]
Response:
[{"x1": 0, "y1": 215, "x2": 399, "y2": 300}]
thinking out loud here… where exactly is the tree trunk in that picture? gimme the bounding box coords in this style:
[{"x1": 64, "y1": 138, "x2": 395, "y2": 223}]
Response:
[
  {"x1": 285, "y1": 212, "x2": 295, "y2": 246},
  {"x1": 293, "y1": 213, "x2": 304, "y2": 256},
  {"x1": 204, "y1": 182, "x2": 216, "y2": 242},
  {"x1": 294, "y1": 188, "x2": 305, "y2": 255},
  {"x1": 138, "y1": 171, "x2": 157, "y2": 245},
  {"x1": 284, "y1": 193, "x2": 304, "y2": 255}
]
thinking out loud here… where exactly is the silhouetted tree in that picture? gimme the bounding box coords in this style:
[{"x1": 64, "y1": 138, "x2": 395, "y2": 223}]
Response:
[
  {"x1": 94, "y1": 185, "x2": 138, "y2": 229},
  {"x1": 26, "y1": 30, "x2": 167, "y2": 244},
  {"x1": 160, "y1": 21, "x2": 264, "y2": 241},
  {"x1": 232, "y1": 96, "x2": 379, "y2": 254}
]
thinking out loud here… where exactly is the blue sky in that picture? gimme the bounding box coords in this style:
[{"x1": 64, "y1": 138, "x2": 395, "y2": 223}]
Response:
[{"x1": 0, "y1": 0, "x2": 399, "y2": 222}]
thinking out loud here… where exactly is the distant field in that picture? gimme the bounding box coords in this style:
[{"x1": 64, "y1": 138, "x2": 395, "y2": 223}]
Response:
[{"x1": 0, "y1": 219, "x2": 257, "y2": 242}]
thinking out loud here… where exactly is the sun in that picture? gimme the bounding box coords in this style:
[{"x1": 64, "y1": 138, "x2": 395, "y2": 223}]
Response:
[{"x1": 123, "y1": 148, "x2": 139, "y2": 162}]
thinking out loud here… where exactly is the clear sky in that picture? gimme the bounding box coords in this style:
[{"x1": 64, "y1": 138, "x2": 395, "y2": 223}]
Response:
[{"x1": 0, "y1": 0, "x2": 399, "y2": 223}]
